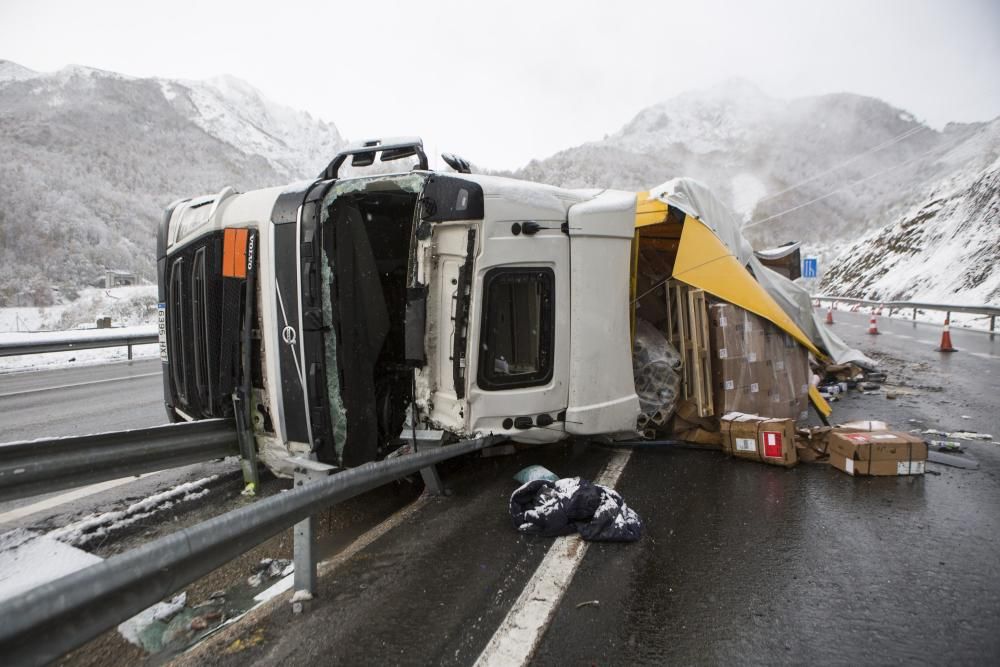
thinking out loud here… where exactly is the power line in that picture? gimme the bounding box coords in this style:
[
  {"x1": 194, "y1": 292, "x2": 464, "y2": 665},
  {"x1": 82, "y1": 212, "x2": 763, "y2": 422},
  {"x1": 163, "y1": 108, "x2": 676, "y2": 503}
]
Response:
[
  {"x1": 743, "y1": 139, "x2": 953, "y2": 230},
  {"x1": 756, "y1": 125, "x2": 928, "y2": 204}
]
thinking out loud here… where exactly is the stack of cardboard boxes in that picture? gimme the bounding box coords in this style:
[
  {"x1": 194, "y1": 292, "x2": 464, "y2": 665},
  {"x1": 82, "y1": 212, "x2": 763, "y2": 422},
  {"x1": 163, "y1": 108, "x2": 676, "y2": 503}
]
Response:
[
  {"x1": 707, "y1": 301, "x2": 927, "y2": 476},
  {"x1": 708, "y1": 302, "x2": 810, "y2": 421}
]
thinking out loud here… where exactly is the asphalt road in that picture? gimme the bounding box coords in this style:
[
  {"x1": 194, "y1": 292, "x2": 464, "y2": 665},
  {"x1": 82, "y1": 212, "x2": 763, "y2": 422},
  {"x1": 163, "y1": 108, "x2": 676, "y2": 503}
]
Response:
[
  {"x1": 4, "y1": 313, "x2": 999, "y2": 665},
  {"x1": 175, "y1": 309, "x2": 1000, "y2": 666},
  {"x1": 0, "y1": 358, "x2": 166, "y2": 442}
]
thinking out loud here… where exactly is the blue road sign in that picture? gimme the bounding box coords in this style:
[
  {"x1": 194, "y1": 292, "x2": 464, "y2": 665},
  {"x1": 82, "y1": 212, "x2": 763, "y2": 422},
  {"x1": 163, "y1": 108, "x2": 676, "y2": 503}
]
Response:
[{"x1": 802, "y1": 257, "x2": 818, "y2": 278}]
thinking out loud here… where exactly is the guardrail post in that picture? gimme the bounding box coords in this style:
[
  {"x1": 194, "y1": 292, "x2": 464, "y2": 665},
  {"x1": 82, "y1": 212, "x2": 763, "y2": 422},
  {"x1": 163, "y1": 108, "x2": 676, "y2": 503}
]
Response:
[
  {"x1": 406, "y1": 429, "x2": 449, "y2": 496},
  {"x1": 913, "y1": 308, "x2": 917, "y2": 321},
  {"x1": 127, "y1": 342, "x2": 133, "y2": 361},
  {"x1": 291, "y1": 458, "x2": 336, "y2": 602},
  {"x1": 990, "y1": 315, "x2": 995, "y2": 334}
]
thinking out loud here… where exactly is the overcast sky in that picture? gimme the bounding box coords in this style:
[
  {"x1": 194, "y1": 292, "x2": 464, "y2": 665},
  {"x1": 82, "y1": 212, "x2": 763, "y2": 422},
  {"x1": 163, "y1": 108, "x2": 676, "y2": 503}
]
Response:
[{"x1": 2, "y1": 0, "x2": 998, "y2": 169}]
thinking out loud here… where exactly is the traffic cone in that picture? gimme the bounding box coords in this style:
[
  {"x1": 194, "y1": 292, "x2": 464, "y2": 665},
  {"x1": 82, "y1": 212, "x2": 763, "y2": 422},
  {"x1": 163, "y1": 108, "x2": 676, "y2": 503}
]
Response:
[
  {"x1": 867, "y1": 314, "x2": 880, "y2": 335},
  {"x1": 936, "y1": 316, "x2": 956, "y2": 352},
  {"x1": 825, "y1": 306, "x2": 834, "y2": 324}
]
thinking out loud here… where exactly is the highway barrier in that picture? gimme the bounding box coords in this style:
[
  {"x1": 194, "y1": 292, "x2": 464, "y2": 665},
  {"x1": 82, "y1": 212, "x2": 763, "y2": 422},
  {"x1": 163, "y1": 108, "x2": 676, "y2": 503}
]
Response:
[
  {"x1": 0, "y1": 434, "x2": 500, "y2": 666},
  {"x1": 817, "y1": 296, "x2": 999, "y2": 332},
  {"x1": 0, "y1": 419, "x2": 238, "y2": 502},
  {"x1": 0, "y1": 329, "x2": 158, "y2": 359}
]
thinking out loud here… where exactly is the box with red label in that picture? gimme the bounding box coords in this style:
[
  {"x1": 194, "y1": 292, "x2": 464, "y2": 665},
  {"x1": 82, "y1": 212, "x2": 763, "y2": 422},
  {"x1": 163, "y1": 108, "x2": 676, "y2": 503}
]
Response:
[
  {"x1": 828, "y1": 431, "x2": 927, "y2": 476},
  {"x1": 720, "y1": 412, "x2": 798, "y2": 467}
]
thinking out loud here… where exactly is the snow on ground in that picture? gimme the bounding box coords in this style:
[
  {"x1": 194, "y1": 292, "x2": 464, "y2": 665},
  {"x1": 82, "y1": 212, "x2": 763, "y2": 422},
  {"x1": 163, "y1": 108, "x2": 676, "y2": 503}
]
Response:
[
  {"x1": 816, "y1": 301, "x2": 996, "y2": 333},
  {"x1": 0, "y1": 528, "x2": 102, "y2": 603},
  {"x1": 0, "y1": 285, "x2": 158, "y2": 333},
  {"x1": 48, "y1": 476, "x2": 218, "y2": 547},
  {"x1": 0, "y1": 324, "x2": 159, "y2": 373},
  {"x1": 0, "y1": 285, "x2": 159, "y2": 372}
]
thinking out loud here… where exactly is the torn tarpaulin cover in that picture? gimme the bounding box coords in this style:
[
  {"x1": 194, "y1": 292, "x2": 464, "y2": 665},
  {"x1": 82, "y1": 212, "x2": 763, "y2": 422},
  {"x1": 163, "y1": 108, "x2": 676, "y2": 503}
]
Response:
[{"x1": 509, "y1": 478, "x2": 643, "y2": 542}]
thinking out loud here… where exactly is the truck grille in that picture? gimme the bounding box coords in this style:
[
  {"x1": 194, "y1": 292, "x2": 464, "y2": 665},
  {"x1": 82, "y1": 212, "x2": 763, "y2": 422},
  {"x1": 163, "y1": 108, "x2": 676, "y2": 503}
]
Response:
[{"x1": 165, "y1": 232, "x2": 244, "y2": 419}]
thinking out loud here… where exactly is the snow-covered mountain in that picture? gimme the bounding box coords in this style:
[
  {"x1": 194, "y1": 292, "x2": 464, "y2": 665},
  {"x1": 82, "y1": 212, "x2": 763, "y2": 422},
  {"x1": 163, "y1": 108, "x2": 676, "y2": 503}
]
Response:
[
  {"x1": 821, "y1": 121, "x2": 1000, "y2": 304},
  {"x1": 515, "y1": 80, "x2": 968, "y2": 242},
  {"x1": 158, "y1": 74, "x2": 340, "y2": 179},
  {"x1": 0, "y1": 60, "x2": 342, "y2": 303},
  {"x1": 1, "y1": 62, "x2": 996, "y2": 307},
  {"x1": 512, "y1": 80, "x2": 999, "y2": 304}
]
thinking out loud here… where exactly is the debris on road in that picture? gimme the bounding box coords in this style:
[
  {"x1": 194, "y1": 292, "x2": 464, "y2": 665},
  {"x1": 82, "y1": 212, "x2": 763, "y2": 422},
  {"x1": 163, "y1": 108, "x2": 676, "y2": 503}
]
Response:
[
  {"x1": 927, "y1": 440, "x2": 963, "y2": 452},
  {"x1": 576, "y1": 600, "x2": 601, "y2": 609},
  {"x1": 720, "y1": 412, "x2": 797, "y2": 467},
  {"x1": 509, "y1": 477, "x2": 643, "y2": 542},
  {"x1": 828, "y1": 431, "x2": 927, "y2": 476},
  {"x1": 927, "y1": 450, "x2": 980, "y2": 470},
  {"x1": 513, "y1": 465, "x2": 560, "y2": 484},
  {"x1": 946, "y1": 431, "x2": 993, "y2": 441}
]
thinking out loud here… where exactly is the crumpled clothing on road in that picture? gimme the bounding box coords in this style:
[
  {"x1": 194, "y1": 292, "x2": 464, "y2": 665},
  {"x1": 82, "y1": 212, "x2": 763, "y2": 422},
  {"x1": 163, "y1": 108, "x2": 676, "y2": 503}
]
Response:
[{"x1": 509, "y1": 477, "x2": 643, "y2": 542}]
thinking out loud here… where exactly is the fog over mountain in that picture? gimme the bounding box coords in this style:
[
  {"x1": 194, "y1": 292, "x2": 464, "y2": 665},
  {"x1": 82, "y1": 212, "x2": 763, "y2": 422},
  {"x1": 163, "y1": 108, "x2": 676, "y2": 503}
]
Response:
[
  {"x1": 510, "y1": 80, "x2": 1000, "y2": 302},
  {"x1": 1, "y1": 62, "x2": 997, "y2": 305},
  {"x1": 0, "y1": 60, "x2": 340, "y2": 304}
]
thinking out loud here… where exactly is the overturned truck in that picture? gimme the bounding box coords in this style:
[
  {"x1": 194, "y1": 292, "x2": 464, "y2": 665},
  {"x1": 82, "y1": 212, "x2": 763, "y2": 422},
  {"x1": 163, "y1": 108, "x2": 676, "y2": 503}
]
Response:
[{"x1": 158, "y1": 137, "x2": 865, "y2": 477}]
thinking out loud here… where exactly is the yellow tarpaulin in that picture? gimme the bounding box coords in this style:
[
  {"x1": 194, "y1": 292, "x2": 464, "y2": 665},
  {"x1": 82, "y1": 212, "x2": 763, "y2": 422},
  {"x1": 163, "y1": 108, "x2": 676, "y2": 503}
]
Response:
[
  {"x1": 671, "y1": 216, "x2": 824, "y2": 358},
  {"x1": 634, "y1": 191, "x2": 831, "y2": 415},
  {"x1": 809, "y1": 385, "x2": 833, "y2": 417}
]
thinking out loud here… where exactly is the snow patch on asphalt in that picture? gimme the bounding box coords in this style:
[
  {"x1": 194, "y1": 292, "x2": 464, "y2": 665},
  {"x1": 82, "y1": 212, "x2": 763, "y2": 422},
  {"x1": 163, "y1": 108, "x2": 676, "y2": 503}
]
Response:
[{"x1": 48, "y1": 476, "x2": 218, "y2": 547}]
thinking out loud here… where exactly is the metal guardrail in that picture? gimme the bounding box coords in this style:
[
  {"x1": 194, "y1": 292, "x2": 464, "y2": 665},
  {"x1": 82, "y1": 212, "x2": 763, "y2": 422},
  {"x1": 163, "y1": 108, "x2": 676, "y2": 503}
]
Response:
[
  {"x1": 0, "y1": 434, "x2": 499, "y2": 666},
  {"x1": 0, "y1": 331, "x2": 158, "y2": 358},
  {"x1": 818, "y1": 295, "x2": 999, "y2": 331},
  {"x1": 0, "y1": 419, "x2": 238, "y2": 502}
]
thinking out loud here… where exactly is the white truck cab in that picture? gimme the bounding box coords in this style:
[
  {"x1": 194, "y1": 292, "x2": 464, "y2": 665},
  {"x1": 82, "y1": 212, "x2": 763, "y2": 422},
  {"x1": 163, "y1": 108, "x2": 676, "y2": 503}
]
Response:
[{"x1": 158, "y1": 138, "x2": 643, "y2": 474}]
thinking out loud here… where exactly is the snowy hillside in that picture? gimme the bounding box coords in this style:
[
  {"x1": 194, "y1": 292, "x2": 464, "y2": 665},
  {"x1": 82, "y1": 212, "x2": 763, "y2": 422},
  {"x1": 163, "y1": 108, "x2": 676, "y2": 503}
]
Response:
[
  {"x1": 0, "y1": 60, "x2": 342, "y2": 304},
  {"x1": 822, "y1": 142, "x2": 1000, "y2": 304},
  {"x1": 159, "y1": 75, "x2": 341, "y2": 179},
  {"x1": 514, "y1": 80, "x2": 987, "y2": 252}
]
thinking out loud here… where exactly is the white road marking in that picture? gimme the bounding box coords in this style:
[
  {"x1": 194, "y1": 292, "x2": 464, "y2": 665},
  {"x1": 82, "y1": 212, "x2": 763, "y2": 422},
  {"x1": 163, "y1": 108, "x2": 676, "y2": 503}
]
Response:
[
  {"x1": 475, "y1": 449, "x2": 633, "y2": 667},
  {"x1": 895, "y1": 334, "x2": 913, "y2": 340},
  {"x1": 0, "y1": 473, "x2": 161, "y2": 525},
  {"x1": 970, "y1": 351, "x2": 996, "y2": 360},
  {"x1": 0, "y1": 372, "x2": 160, "y2": 398}
]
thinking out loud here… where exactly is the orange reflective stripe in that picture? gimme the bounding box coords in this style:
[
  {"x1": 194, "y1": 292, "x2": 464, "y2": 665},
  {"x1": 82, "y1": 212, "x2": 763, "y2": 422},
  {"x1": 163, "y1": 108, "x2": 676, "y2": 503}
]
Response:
[
  {"x1": 222, "y1": 228, "x2": 237, "y2": 277},
  {"x1": 233, "y1": 229, "x2": 248, "y2": 278},
  {"x1": 222, "y1": 228, "x2": 249, "y2": 278}
]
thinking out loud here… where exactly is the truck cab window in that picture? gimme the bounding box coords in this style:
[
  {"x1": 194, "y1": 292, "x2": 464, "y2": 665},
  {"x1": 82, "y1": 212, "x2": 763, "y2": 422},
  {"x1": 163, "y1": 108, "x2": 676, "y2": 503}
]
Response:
[{"x1": 478, "y1": 267, "x2": 554, "y2": 390}]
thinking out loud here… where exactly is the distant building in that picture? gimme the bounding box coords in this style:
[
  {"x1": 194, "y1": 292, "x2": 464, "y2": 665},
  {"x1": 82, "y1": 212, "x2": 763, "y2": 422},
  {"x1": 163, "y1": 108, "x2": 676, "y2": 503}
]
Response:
[{"x1": 104, "y1": 270, "x2": 135, "y2": 288}]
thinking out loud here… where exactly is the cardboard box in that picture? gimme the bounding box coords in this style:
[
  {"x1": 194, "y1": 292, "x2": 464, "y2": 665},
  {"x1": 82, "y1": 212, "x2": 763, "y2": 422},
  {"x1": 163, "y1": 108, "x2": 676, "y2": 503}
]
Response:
[
  {"x1": 720, "y1": 412, "x2": 798, "y2": 467},
  {"x1": 827, "y1": 431, "x2": 927, "y2": 476},
  {"x1": 709, "y1": 302, "x2": 810, "y2": 420}
]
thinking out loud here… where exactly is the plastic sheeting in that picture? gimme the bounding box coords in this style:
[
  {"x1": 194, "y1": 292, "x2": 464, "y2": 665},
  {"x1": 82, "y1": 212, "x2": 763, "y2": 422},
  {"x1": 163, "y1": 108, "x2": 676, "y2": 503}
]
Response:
[
  {"x1": 632, "y1": 319, "x2": 682, "y2": 428},
  {"x1": 644, "y1": 178, "x2": 875, "y2": 369}
]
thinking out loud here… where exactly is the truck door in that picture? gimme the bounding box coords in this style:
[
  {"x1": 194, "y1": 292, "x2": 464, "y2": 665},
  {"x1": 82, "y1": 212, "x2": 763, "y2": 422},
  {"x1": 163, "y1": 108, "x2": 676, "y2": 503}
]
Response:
[{"x1": 464, "y1": 216, "x2": 570, "y2": 441}]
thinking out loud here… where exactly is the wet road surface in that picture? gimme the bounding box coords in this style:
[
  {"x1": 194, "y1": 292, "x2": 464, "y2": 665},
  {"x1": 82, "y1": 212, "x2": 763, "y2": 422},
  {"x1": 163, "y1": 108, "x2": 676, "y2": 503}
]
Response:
[
  {"x1": 174, "y1": 309, "x2": 1000, "y2": 666},
  {"x1": 0, "y1": 358, "x2": 166, "y2": 441}
]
